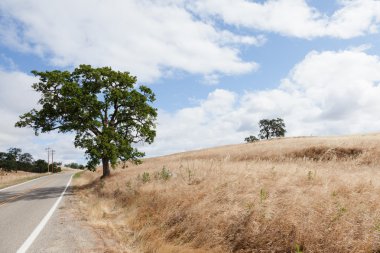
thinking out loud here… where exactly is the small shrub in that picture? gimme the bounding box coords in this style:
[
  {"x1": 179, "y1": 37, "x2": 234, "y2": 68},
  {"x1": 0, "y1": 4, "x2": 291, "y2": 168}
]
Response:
[
  {"x1": 295, "y1": 243, "x2": 304, "y2": 253},
  {"x1": 178, "y1": 164, "x2": 201, "y2": 185},
  {"x1": 244, "y1": 135, "x2": 259, "y2": 143},
  {"x1": 307, "y1": 170, "x2": 313, "y2": 181},
  {"x1": 142, "y1": 172, "x2": 150, "y2": 183},
  {"x1": 185, "y1": 167, "x2": 200, "y2": 185},
  {"x1": 374, "y1": 222, "x2": 380, "y2": 232},
  {"x1": 260, "y1": 188, "x2": 268, "y2": 203},
  {"x1": 159, "y1": 166, "x2": 172, "y2": 181}
]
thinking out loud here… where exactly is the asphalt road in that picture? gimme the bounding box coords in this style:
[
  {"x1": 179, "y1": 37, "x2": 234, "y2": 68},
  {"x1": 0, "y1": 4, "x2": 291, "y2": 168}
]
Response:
[{"x1": 0, "y1": 172, "x2": 74, "y2": 253}]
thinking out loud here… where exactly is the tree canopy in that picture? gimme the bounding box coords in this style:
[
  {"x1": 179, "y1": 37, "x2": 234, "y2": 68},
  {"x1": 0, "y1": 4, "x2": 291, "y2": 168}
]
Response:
[
  {"x1": 16, "y1": 65, "x2": 157, "y2": 178},
  {"x1": 258, "y1": 118, "x2": 286, "y2": 140},
  {"x1": 0, "y1": 147, "x2": 53, "y2": 173},
  {"x1": 244, "y1": 135, "x2": 259, "y2": 143}
]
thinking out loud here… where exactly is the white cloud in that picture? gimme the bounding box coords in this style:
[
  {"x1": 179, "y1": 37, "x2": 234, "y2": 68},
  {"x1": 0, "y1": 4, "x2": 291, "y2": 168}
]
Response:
[
  {"x1": 143, "y1": 49, "x2": 380, "y2": 156},
  {"x1": 0, "y1": 70, "x2": 84, "y2": 164},
  {"x1": 191, "y1": 0, "x2": 380, "y2": 39},
  {"x1": 3, "y1": 50, "x2": 380, "y2": 160},
  {"x1": 0, "y1": 0, "x2": 261, "y2": 83}
]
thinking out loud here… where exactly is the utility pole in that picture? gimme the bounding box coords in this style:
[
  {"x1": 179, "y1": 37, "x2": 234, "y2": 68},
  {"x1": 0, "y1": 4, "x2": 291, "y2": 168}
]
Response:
[
  {"x1": 51, "y1": 149, "x2": 56, "y2": 173},
  {"x1": 45, "y1": 147, "x2": 51, "y2": 173}
]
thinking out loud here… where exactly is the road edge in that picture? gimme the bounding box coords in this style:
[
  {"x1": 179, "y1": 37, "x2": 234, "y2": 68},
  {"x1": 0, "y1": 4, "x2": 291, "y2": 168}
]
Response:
[{"x1": 16, "y1": 173, "x2": 74, "y2": 253}]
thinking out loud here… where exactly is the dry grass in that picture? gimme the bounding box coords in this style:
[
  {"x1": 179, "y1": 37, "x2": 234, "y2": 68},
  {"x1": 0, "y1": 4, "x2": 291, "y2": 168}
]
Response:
[
  {"x1": 0, "y1": 170, "x2": 45, "y2": 189},
  {"x1": 73, "y1": 133, "x2": 380, "y2": 253}
]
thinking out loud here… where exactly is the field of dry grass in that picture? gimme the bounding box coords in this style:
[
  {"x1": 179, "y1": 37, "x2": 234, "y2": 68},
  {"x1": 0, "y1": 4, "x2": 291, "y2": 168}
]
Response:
[
  {"x1": 0, "y1": 170, "x2": 46, "y2": 189},
  {"x1": 73, "y1": 133, "x2": 380, "y2": 253}
]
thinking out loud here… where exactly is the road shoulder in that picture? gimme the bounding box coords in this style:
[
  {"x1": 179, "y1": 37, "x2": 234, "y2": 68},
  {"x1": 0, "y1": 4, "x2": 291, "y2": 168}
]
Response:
[{"x1": 28, "y1": 184, "x2": 104, "y2": 253}]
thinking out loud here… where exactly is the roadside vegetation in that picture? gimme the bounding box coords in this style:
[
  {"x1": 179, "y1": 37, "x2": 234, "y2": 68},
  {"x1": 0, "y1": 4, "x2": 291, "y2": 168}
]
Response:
[
  {"x1": 0, "y1": 171, "x2": 46, "y2": 189},
  {"x1": 73, "y1": 133, "x2": 380, "y2": 252},
  {"x1": 65, "y1": 162, "x2": 86, "y2": 170},
  {"x1": 0, "y1": 147, "x2": 61, "y2": 173}
]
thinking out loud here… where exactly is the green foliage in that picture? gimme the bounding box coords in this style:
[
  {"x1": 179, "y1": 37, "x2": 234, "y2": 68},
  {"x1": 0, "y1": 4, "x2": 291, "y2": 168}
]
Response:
[
  {"x1": 307, "y1": 170, "x2": 313, "y2": 181},
  {"x1": 154, "y1": 166, "x2": 172, "y2": 181},
  {"x1": 65, "y1": 162, "x2": 85, "y2": 170},
  {"x1": 51, "y1": 162, "x2": 61, "y2": 173},
  {"x1": 374, "y1": 222, "x2": 380, "y2": 232},
  {"x1": 73, "y1": 172, "x2": 83, "y2": 179},
  {"x1": 0, "y1": 147, "x2": 50, "y2": 173},
  {"x1": 141, "y1": 172, "x2": 151, "y2": 183},
  {"x1": 0, "y1": 147, "x2": 53, "y2": 173},
  {"x1": 260, "y1": 188, "x2": 268, "y2": 203},
  {"x1": 7, "y1": 148, "x2": 22, "y2": 161},
  {"x1": 33, "y1": 159, "x2": 48, "y2": 173},
  {"x1": 258, "y1": 118, "x2": 286, "y2": 140},
  {"x1": 15, "y1": 65, "x2": 157, "y2": 177},
  {"x1": 244, "y1": 135, "x2": 259, "y2": 143},
  {"x1": 19, "y1": 153, "x2": 33, "y2": 163},
  {"x1": 295, "y1": 243, "x2": 304, "y2": 253}
]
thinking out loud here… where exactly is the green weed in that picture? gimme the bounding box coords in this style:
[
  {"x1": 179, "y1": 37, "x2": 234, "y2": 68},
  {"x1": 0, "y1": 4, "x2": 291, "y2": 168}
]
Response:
[
  {"x1": 260, "y1": 188, "x2": 268, "y2": 203},
  {"x1": 142, "y1": 172, "x2": 150, "y2": 183}
]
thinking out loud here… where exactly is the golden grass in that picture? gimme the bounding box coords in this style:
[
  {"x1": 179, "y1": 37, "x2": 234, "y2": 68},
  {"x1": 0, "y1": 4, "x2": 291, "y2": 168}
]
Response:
[
  {"x1": 0, "y1": 170, "x2": 46, "y2": 189},
  {"x1": 74, "y1": 134, "x2": 380, "y2": 252}
]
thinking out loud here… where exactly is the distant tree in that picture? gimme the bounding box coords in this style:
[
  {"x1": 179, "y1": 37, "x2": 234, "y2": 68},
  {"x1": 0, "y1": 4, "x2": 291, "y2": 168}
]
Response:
[
  {"x1": 16, "y1": 65, "x2": 157, "y2": 178},
  {"x1": 1, "y1": 150, "x2": 14, "y2": 171},
  {"x1": 7, "y1": 148, "x2": 22, "y2": 161},
  {"x1": 19, "y1": 153, "x2": 34, "y2": 163},
  {"x1": 65, "y1": 162, "x2": 80, "y2": 169},
  {"x1": 65, "y1": 162, "x2": 86, "y2": 170},
  {"x1": 258, "y1": 118, "x2": 286, "y2": 140},
  {"x1": 33, "y1": 159, "x2": 48, "y2": 173},
  {"x1": 0, "y1": 148, "x2": 48, "y2": 173},
  {"x1": 51, "y1": 162, "x2": 61, "y2": 173},
  {"x1": 0, "y1": 152, "x2": 7, "y2": 160},
  {"x1": 244, "y1": 135, "x2": 259, "y2": 143},
  {"x1": 270, "y1": 118, "x2": 286, "y2": 138},
  {"x1": 2, "y1": 148, "x2": 22, "y2": 171},
  {"x1": 0, "y1": 152, "x2": 7, "y2": 169},
  {"x1": 18, "y1": 155, "x2": 34, "y2": 171},
  {"x1": 258, "y1": 119, "x2": 272, "y2": 140}
]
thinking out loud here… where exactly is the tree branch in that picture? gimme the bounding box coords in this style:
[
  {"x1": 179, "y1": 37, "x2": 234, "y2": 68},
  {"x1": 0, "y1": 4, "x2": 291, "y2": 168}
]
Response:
[{"x1": 110, "y1": 98, "x2": 119, "y2": 127}]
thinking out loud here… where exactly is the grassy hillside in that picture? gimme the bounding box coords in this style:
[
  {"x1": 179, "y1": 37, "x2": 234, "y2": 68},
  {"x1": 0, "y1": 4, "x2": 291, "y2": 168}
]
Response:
[{"x1": 73, "y1": 134, "x2": 380, "y2": 252}]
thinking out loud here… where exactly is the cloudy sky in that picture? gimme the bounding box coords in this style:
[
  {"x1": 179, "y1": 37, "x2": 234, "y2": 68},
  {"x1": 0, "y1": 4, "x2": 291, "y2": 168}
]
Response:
[{"x1": 1, "y1": 0, "x2": 380, "y2": 164}]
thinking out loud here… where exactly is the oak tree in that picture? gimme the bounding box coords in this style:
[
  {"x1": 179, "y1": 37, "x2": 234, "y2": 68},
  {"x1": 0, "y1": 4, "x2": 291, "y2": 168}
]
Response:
[
  {"x1": 16, "y1": 65, "x2": 157, "y2": 178},
  {"x1": 244, "y1": 135, "x2": 259, "y2": 143},
  {"x1": 258, "y1": 118, "x2": 286, "y2": 140}
]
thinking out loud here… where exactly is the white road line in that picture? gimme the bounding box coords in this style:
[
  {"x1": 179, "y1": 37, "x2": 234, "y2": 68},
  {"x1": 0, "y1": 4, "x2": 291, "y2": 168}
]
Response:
[
  {"x1": 0, "y1": 174, "x2": 50, "y2": 192},
  {"x1": 16, "y1": 174, "x2": 74, "y2": 253}
]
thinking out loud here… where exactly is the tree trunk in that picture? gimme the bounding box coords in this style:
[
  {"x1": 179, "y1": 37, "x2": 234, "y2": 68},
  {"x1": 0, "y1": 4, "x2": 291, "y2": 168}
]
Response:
[{"x1": 101, "y1": 158, "x2": 110, "y2": 179}]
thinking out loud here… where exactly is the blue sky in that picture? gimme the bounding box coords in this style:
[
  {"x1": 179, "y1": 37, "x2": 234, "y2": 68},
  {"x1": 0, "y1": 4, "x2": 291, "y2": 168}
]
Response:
[{"x1": 1, "y1": 0, "x2": 380, "y2": 164}]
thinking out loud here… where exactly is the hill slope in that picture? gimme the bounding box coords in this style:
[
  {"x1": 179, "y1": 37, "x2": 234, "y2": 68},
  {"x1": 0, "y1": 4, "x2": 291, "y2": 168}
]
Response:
[{"x1": 74, "y1": 134, "x2": 380, "y2": 252}]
